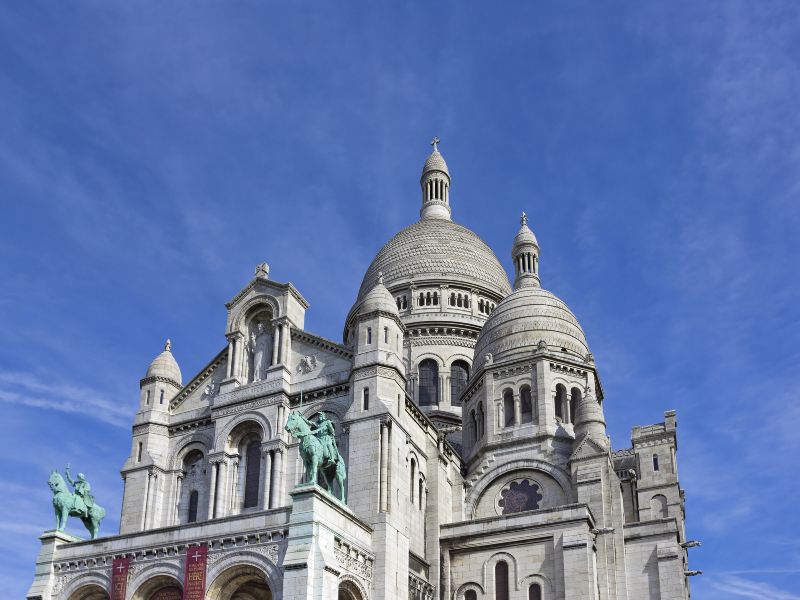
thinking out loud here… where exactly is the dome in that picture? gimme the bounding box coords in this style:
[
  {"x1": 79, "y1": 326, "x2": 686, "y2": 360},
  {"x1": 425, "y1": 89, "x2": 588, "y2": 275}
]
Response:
[
  {"x1": 473, "y1": 287, "x2": 589, "y2": 367},
  {"x1": 357, "y1": 273, "x2": 399, "y2": 316},
  {"x1": 355, "y1": 219, "x2": 512, "y2": 302},
  {"x1": 144, "y1": 339, "x2": 182, "y2": 385},
  {"x1": 422, "y1": 149, "x2": 449, "y2": 177}
]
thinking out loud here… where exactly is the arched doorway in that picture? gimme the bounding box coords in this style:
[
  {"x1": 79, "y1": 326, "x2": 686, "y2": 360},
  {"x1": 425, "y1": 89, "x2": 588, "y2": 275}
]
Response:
[
  {"x1": 130, "y1": 576, "x2": 182, "y2": 600},
  {"x1": 67, "y1": 584, "x2": 109, "y2": 600},
  {"x1": 206, "y1": 564, "x2": 272, "y2": 600},
  {"x1": 338, "y1": 579, "x2": 364, "y2": 600}
]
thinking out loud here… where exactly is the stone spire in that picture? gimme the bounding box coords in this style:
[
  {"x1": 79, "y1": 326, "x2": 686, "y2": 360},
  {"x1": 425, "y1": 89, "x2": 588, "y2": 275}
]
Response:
[
  {"x1": 420, "y1": 137, "x2": 452, "y2": 220},
  {"x1": 512, "y1": 212, "x2": 540, "y2": 289}
]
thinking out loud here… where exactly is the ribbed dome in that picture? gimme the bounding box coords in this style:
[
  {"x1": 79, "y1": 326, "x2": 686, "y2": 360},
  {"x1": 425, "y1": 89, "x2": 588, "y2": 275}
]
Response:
[
  {"x1": 357, "y1": 274, "x2": 399, "y2": 316},
  {"x1": 474, "y1": 287, "x2": 589, "y2": 366},
  {"x1": 356, "y1": 219, "x2": 512, "y2": 301},
  {"x1": 422, "y1": 149, "x2": 449, "y2": 177},
  {"x1": 144, "y1": 340, "x2": 182, "y2": 385}
]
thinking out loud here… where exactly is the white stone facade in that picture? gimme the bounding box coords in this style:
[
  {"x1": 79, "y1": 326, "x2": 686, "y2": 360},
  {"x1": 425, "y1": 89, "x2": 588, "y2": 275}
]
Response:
[{"x1": 27, "y1": 144, "x2": 694, "y2": 600}]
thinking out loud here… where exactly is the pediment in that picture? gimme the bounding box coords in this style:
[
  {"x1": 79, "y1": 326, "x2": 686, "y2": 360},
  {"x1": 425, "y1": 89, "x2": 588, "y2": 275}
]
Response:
[
  {"x1": 570, "y1": 434, "x2": 607, "y2": 460},
  {"x1": 170, "y1": 348, "x2": 228, "y2": 414}
]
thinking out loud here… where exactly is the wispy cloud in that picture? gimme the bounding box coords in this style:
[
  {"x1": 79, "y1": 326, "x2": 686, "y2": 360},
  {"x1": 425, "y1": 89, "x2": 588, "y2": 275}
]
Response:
[
  {"x1": 0, "y1": 371, "x2": 131, "y2": 428},
  {"x1": 707, "y1": 574, "x2": 800, "y2": 600}
]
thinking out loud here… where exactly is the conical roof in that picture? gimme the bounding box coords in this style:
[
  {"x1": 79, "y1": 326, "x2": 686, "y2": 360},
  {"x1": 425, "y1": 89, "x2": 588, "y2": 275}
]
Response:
[{"x1": 144, "y1": 339, "x2": 182, "y2": 385}]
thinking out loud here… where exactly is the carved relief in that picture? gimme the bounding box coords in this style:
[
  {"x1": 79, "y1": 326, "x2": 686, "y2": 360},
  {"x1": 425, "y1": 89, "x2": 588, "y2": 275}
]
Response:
[{"x1": 296, "y1": 354, "x2": 318, "y2": 374}]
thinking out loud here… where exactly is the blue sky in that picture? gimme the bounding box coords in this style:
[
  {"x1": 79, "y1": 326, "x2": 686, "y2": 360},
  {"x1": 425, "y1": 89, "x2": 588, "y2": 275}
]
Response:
[{"x1": 1, "y1": 2, "x2": 798, "y2": 598}]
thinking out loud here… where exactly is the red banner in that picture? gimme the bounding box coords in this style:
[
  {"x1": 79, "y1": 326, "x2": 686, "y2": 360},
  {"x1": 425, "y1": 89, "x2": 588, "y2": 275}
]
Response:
[
  {"x1": 111, "y1": 557, "x2": 130, "y2": 600},
  {"x1": 182, "y1": 543, "x2": 208, "y2": 600}
]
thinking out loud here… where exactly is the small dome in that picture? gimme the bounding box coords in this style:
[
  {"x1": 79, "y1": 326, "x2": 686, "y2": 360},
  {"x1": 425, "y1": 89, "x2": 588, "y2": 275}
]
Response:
[
  {"x1": 422, "y1": 149, "x2": 449, "y2": 177},
  {"x1": 514, "y1": 212, "x2": 539, "y2": 249},
  {"x1": 474, "y1": 287, "x2": 589, "y2": 367},
  {"x1": 144, "y1": 339, "x2": 182, "y2": 385},
  {"x1": 574, "y1": 387, "x2": 605, "y2": 431},
  {"x1": 357, "y1": 273, "x2": 399, "y2": 316}
]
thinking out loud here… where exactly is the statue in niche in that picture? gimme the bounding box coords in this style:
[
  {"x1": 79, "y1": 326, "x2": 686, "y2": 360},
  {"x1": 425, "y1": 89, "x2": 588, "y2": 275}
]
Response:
[{"x1": 249, "y1": 322, "x2": 272, "y2": 382}]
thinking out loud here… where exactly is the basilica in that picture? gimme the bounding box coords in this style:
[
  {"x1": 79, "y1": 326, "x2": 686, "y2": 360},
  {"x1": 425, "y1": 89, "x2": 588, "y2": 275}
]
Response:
[{"x1": 28, "y1": 143, "x2": 695, "y2": 600}]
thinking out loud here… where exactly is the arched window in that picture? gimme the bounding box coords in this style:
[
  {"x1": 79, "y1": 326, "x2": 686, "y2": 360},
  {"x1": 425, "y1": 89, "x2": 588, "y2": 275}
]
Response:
[
  {"x1": 402, "y1": 296, "x2": 407, "y2": 309},
  {"x1": 503, "y1": 389, "x2": 515, "y2": 427},
  {"x1": 418, "y1": 478, "x2": 423, "y2": 509},
  {"x1": 410, "y1": 459, "x2": 416, "y2": 505},
  {"x1": 521, "y1": 385, "x2": 533, "y2": 423},
  {"x1": 145, "y1": 390, "x2": 151, "y2": 405},
  {"x1": 159, "y1": 389, "x2": 164, "y2": 404},
  {"x1": 450, "y1": 292, "x2": 456, "y2": 306},
  {"x1": 433, "y1": 292, "x2": 439, "y2": 305},
  {"x1": 418, "y1": 360, "x2": 439, "y2": 406},
  {"x1": 478, "y1": 299, "x2": 484, "y2": 312},
  {"x1": 477, "y1": 402, "x2": 485, "y2": 438},
  {"x1": 450, "y1": 361, "x2": 470, "y2": 406},
  {"x1": 651, "y1": 494, "x2": 668, "y2": 518},
  {"x1": 363, "y1": 388, "x2": 369, "y2": 411},
  {"x1": 397, "y1": 298, "x2": 402, "y2": 309},
  {"x1": 529, "y1": 583, "x2": 543, "y2": 600},
  {"x1": 457, "y1": 294, "x2": 463, "y2": 307},
  {"x1": 136, "y1": 442, "x2": 143, "y2": 463},
  {"x1": 367, "y1": 327, "x2": 372, "y2": 344},
  {"x1": 555, "y1": 384, "x2": 566, "y2": 420},
  {"x1": 384, "y1": 327, "x2": 388, "y2": 343},
  {"x1": 495, "y1": 561, "x2": 510, "y2": 600},
  {"x1": 652, "y1": 454, "x2": 660, "y2": 471},
  {"x1": 426, "y1": 292, "x2": 432, "y2": 305},
  {"x1": 188, "y1": 490, "x2": 199, "y2": 523},
  {"x1": 464, "y1": 295, "x2": 470, "y2": 309},
  {"x1": 243, "y1": 440, "x2": 261, "y2": 508},
  {"x1": 570, "y1": 387, "x2": 582, "y2": 424},
  {"x1": 419, "y1": 292, "x2": 424, "y2": 306},
  {"x1": 464, "y1": 591, "x2": 477, "y2": 600}
]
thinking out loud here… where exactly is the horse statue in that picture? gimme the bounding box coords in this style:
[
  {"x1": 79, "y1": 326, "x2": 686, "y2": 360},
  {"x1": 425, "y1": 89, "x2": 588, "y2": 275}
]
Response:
[
  {"x1": 48, "y1": 470, "x2": 106, "y2": 539},
  {"x1": 285, "y1": 411, "x2": 347, "y2": 502}
]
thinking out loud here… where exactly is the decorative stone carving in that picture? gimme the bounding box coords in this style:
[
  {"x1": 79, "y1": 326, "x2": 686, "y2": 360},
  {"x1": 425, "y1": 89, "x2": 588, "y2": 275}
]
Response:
[
  {"x1": 248, "y1": 322, "x2": 272, "y2": 382},
  {"x1": 255, "y1": 262, "x2": 270, "y2": 279},
  {"x1": 296, "y1": 354, "x2": 318, "y2": 374}
]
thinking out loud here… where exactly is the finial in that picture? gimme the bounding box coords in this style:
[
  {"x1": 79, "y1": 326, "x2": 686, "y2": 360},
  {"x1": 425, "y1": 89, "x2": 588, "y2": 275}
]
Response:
[
  {"x1": 430, "y1": 136, "x2": 441, "y2": 152},
  {"x1": 164, "y1": 339, "x2": 172, "y2": 352},
  {"x1": 521, "y1": 211, "x2": 528, "y2": 227},
  {"x1": 255, "y1": 262, "x2": 270, "y2": 279},
  {"x1": 378, "y1": 271, "x2": 384, "y2": 285}
]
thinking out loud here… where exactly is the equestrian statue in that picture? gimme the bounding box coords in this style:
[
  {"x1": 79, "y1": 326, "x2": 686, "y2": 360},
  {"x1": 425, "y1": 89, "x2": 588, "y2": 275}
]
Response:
[
  {"x1": 47, "y1": 465, "x2": 106, "y2": 539},
  {"x1": 285, "y1": 411, "x2": 347, "y2": 502}
]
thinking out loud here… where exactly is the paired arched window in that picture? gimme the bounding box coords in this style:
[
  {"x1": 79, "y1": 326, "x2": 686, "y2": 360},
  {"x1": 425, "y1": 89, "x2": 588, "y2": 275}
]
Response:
[
  {"x1": 521, "y1": 385, "x2": 533, "y2": 423},
  {"x1": 570, "y1": 387, "x2": 582, "y2": 424},
  {"x1": 450, "y1": 361, "x2": 470, "y2": 406},
  {"x1": 495, "y1": 561, "x2": 510, "y2": 600},
  {"x1": 187, "y1": 490, "x2": 199, "y2": 523},
  {"x1": 418, "y1": 360, "x2": 439, "y2": 406},
  {"x1": 555, "y1": 384, "x2": 567, "y2": 420},
  {"x1": 243, "y1": 440, "x2": 261, "y2": 508},
  {"x1": 503, "y1": 389, "x2": 515, "y2": 427}
]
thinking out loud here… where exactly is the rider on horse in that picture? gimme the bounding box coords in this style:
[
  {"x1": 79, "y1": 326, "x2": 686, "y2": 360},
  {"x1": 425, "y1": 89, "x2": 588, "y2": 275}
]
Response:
[
  {"x1": 306, "y1": 412, "x2": 338, "y2": 464},
  {"x1": 65, "y1": 464, "x2": 94, "y2": 518}
]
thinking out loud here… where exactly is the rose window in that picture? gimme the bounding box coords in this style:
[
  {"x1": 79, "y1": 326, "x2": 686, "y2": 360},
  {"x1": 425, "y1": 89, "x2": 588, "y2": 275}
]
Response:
[{"x1": 498, "y1": 479, "x2": 543, "y2": 514}]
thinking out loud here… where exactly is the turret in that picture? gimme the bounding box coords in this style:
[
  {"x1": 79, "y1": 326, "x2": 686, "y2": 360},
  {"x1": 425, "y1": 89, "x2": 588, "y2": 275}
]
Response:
[
  {"x1": 573, "y1": 385, "x2": 609, "y2": 448},
  {"x1": 420, "y1": 137, "x2": 452, "y2": 220},
  {"x1": 512, "y1": 212, "x2": 540, "y2": 289},
  {"x1": 138, "y1": 339, "x2": 182, "y2": 414}
]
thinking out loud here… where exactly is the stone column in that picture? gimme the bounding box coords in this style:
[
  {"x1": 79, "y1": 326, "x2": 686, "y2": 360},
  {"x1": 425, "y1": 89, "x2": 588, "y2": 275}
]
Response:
[
  {"x1": 140, "y1": 470, "x2": 151, "y2": 531},
  {"x1": 514, "y1": 393, "x2": 522, "y2": 426},
  {"x1": 173, "y1": 473, "x2": 184, "y2": 525},
  {"x1": 270, "y1": 448, "x2": 283, "y2": 508},
  {"x1": 237, "y1": 334, "x2": 248, "y2": 382},
  {"x1": 207, "y1": 462, "x2": 218, "y2": 519},
  {"x1": 261, "y1": 449, "x2": 273, "y2": 509},
  {"x1": 272, "y1": 324, "x2": 280, "y2": 365},
  {"x1": 226, "y1": 339, "x2": 234, "y2": 378},
  {"x1": 280, "y1": 323, "x2": 291, "y2": 365},
  {"x1": 146, "y1": 472, "x2": 159, "y2": 529},
  {"x1": 229, "y1": 458, "x2": 240, "y2": 515},
  {"x1": 214, "y1": 460, "x2": 228, "y2": 518}
]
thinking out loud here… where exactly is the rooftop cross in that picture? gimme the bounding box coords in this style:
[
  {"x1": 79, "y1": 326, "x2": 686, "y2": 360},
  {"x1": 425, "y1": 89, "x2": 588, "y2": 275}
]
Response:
[
  {"x1": 521, "y1": 211, "x2": 528, "y2": 227},
  {"x1": 430, "y1": 136, "x2": 441, "y2": 152}
]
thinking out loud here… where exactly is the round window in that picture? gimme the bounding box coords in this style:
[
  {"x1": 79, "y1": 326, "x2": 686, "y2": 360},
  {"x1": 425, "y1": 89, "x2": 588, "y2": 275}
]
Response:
[{"x1": 497, "y1": 479, "x2": 543, "y2": 515}]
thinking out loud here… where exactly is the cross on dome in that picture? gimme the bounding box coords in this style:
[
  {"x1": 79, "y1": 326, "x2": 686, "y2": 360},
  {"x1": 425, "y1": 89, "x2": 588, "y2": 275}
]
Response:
[
  {"x1": 430, "y1": 136, "x2": 441, "y2": 152},
  {"x1": 521, "y1": 211, "x2": 528, "y2": 226},
  {"x1": 164, "y1": 339, "x2": 171, "y2": 352}
]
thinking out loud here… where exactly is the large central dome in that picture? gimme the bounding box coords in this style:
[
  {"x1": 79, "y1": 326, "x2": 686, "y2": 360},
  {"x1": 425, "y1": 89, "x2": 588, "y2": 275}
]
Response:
[{"x1": 356, "y1": 218, "x2": 512, "y2": 301}]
